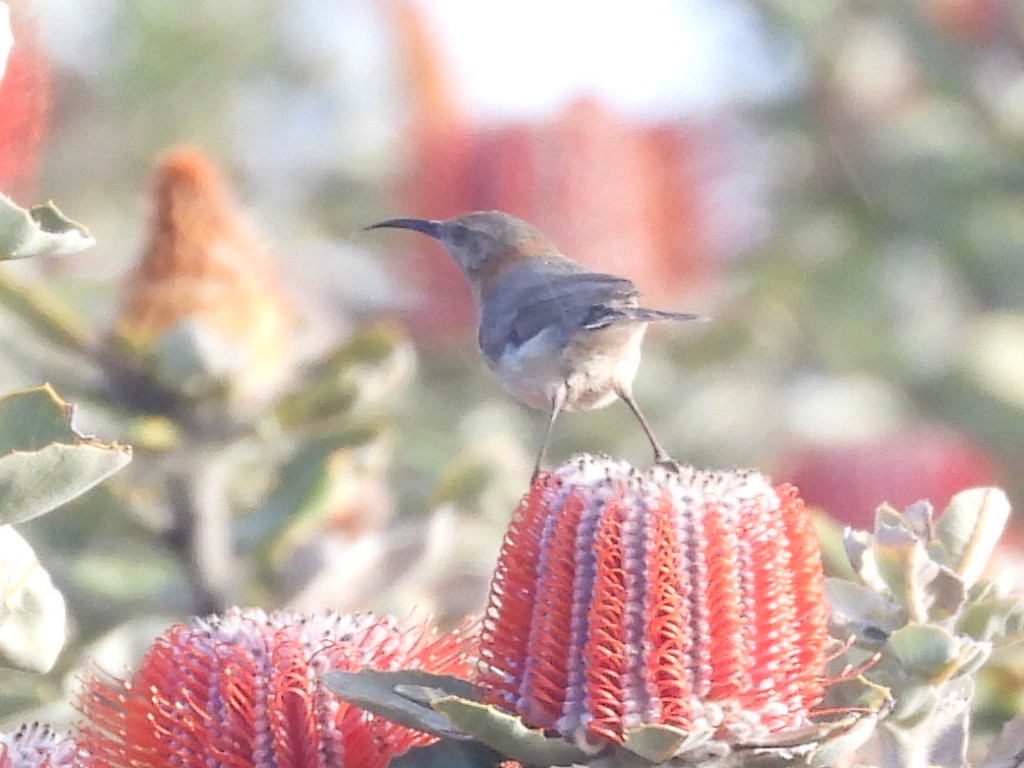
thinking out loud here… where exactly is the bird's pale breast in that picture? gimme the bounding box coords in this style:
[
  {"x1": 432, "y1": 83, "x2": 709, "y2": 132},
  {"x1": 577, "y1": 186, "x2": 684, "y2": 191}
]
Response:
[{"x1": 489, "y1": 322, "x2": 647, "y2": 412}]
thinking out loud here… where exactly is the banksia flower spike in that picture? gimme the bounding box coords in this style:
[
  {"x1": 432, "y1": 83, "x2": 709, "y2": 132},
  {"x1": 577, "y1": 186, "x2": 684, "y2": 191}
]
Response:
[
  {"x1": 0, "y1": 724, "x2": 77, "y2": 768},
  {"x1": 477, "y1": 456, "x2": 832, "y2": 757},
  {"x1": 76, "y1": 608, "x2": 472, "y2": 768},
  {"x1": 112, "y1": 149, "x2": 295, "y2": 415}
]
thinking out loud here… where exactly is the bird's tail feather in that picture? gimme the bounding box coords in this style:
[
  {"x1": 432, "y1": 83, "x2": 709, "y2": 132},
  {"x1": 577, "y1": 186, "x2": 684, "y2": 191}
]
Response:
[
  {"x1": 582, "y1": 307, "x2": 707, "y2": 330},
  {"x1": 625, "y1": 308, "x2": 707, "y2": 324}
]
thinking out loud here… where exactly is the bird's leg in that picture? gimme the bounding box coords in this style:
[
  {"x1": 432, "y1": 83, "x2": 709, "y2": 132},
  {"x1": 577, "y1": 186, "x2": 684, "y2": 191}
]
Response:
[
  {"x1": 533, "y1": 387, "x2": 566, "y2": 481},
  {"x1": 616, "y1": 386, "x2": 680, "y2": 472}
]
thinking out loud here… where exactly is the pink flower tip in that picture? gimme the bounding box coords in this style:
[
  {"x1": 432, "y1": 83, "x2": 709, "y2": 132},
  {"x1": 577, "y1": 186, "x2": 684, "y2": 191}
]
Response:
[{"x1": 0, "y1": 723, "x2": 77, "y2": 768}]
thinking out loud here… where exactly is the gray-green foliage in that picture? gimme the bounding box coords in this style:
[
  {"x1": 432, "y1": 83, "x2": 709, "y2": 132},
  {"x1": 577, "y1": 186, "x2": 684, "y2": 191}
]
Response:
[
  {"x1": 0, "y1": 12, "x2": 126, "y2": 674},
  {"x1": 0, "y1": 385, "x2": 131, "y2": 673},
  {"x1": 828, "y1": 488, "x2": 1024, "y2": 768},
  {"x1": 0, "y1": 196, "x2": 94, "y2": 262},
  {"x1": 0, "y1": 385, "x2": 131, "y2": 526},
  {"x1": 324, "y1": 646, "x2": 885, "y2": 767}
]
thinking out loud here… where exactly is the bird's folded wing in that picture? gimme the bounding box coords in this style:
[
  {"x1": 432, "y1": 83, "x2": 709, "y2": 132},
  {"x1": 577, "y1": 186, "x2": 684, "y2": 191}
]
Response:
[{"x1": 479, "y1": 272, "x2": 638, "y2": 358}]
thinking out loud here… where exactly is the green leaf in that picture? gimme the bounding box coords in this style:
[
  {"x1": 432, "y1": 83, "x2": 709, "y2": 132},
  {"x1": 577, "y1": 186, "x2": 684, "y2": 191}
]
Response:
[
  {"x1": 256, "y1": 440, "x2": 350, "y2": 563},
  {"x1": 0, "y1": 525, "x2": 66, "y2": 672},
  {"x1": 730, "y1": 695, "x2": 883, "y2": 767},
  {"x1": 815, "y1": 512, "x2": 857, "y2": 580},
  {"x1": 273, "y1": 323, "x2": 414, "y2": 433},
  {"x1": 844, "y1": 528, "x2": 887, "y2": 592},
  {"x1": 901, "y1": 500, "x2": 936, "y2": 541},
  {"x1": 0, "y1": 385, "x2": 132, "y2": 524},
  {"x1": 0, "y1": 195, "x2": 94, "y2": 260},
  {"x1": 0, "y1": 443, "x2": 132, "y2": 525},
  {"x1": 622, "y1": 723, "x2": 712, "y2": 763},
  {"x1": 149, "y1": 318, "x2": 243, "y2": 396},
  {"x1": 887, "y1": 681, "x2": 942, "y2": 727},
  {"x1": 251, "y1": 436, "x2": 385, "y2": 563},
  {"x1": 807, "y1": 711, "x2": 882, "y2": 768},
  {"x1": 0, "y1": 384, "x2": 76, "y2": 453},
  {"x1": 934, "y1": 487, "x2": 1010, "y2": 588},
  {"x1": 879, "y1": 676, "x2": 974, "y2": 765},
  {"x1": 0, "y1": 268, "x2": 94, "y2": 354},
  {"x1": 825, "y1": 578, "x2": 906, "y2": 647},
  {"x1": 979, "y1": 712, "x2": 1024, "y2": 768},
  {"x1": 388, "y1": 740, "x2": 504, "y2": 768},
  {"x1": 887, "y1": 624, "x2": 963, "y2": 682},
  {"x1": 959, "y1": 595, "x2": 1024, "y2": 645},
  {"x1": 322, "y1": 669, "x2": 474, "y2": 740},
  {"x1": 872, "y1": 523, "x2": 937, "y2": 621},
  {"x1": 875, "y1": 502, "x2": 908, "y2": 531},
  {"x1": 432, "y1": 696, "x2": 589, "y2": 766},
  {"x1": 818, "y1": 675, "x2": 893, "y2": 715},
  {"x1": 920, "y1": 565, "x2": 967, "y2": 621}
]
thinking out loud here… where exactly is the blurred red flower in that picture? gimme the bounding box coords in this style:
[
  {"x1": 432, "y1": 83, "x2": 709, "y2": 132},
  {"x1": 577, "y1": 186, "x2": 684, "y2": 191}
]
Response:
[
  {"x1": 785, "y1": 426, "x2": 998, "y2": 530},
  {"x1": 919, "y1": 0, "x2": 1001, "y2": 41},
  {"x1": 0, "y1": 3, "x2": 51, "y2": 203}
]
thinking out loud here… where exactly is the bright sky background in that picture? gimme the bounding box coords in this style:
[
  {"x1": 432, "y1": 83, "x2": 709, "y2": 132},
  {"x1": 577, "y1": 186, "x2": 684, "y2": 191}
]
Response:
[
  {"x1": 32, "y1": 0, "x2": 785, "y2": 122},
  {"x1": 416, "y1": 0, "x2": 782, "y2": 119}
]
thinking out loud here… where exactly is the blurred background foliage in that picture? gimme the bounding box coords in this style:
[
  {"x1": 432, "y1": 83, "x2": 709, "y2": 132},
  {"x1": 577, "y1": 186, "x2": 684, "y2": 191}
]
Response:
[{"x1": 1, "y1": 0, "x2": 1024, "y2": 736}]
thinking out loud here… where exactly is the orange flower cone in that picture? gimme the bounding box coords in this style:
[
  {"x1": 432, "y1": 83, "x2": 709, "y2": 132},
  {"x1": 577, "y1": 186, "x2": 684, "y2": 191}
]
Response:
[{"x1": 113, "y1": 149, "x2": 295, "y2": 413}]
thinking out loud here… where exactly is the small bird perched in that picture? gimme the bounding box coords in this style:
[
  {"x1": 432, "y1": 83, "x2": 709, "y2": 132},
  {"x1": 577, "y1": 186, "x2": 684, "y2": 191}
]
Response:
[{"x1": 367, "y1": 211, "x2": 704, "y2": 476}]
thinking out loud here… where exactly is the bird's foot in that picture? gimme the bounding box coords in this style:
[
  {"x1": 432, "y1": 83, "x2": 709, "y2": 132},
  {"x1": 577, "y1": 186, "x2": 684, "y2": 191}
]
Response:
[{"x1": 654, "y1": 455, "x2": 682, "y2": 474}]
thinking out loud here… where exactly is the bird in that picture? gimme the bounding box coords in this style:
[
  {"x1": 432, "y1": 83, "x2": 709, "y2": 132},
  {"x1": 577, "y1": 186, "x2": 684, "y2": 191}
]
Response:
[{"x1": 366, "y1": 211, "x2": 704, "y2": 477}]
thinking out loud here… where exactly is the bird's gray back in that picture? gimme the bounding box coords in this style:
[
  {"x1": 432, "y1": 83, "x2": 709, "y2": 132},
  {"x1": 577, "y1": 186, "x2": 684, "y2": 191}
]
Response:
[{"x1": 478, "y1": 259, "x2": 639, "y2": 363}]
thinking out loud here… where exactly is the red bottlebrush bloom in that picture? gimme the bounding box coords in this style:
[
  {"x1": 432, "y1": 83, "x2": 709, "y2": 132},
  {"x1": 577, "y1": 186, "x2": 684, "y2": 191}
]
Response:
[
  {"x1": 477, "y1": 456, "x2": 830, "y2": 750},
  {"x1": 76, "y1": 608, "x2": 473, "y2": 768},
  {"x1": 0, "y1": 723, "x2": 77, "y2": 768}
]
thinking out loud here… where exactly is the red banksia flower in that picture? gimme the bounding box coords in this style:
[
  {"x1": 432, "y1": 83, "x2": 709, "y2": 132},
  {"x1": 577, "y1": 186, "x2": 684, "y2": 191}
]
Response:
[
  {"x1": 76, "y1": 608, "x2": 472, "y2": 768},
  {"x1": 477, "y1": 457, "x2": 830, "y2": 750},
  {"x1": 0, "y1": 723, "x2": 77, "y2": 768}
]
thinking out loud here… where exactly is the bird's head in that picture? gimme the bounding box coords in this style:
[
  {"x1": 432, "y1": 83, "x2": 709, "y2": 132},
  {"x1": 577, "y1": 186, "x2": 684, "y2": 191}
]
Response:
[{"x1": 366, "y1": 211, "x2": 558, "y2": 302}]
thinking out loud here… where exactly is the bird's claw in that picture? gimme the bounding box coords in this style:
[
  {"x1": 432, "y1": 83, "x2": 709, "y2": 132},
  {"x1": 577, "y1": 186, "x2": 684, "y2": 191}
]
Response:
[{"x1": 655, "y1": 456, "x2": 682, "y2": 474}]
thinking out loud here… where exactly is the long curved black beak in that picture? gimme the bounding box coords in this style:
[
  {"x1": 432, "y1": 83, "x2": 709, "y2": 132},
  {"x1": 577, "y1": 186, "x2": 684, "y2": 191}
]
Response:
[{"x1": 364, "y1": 218, "x2": 442, "y2": 239}]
